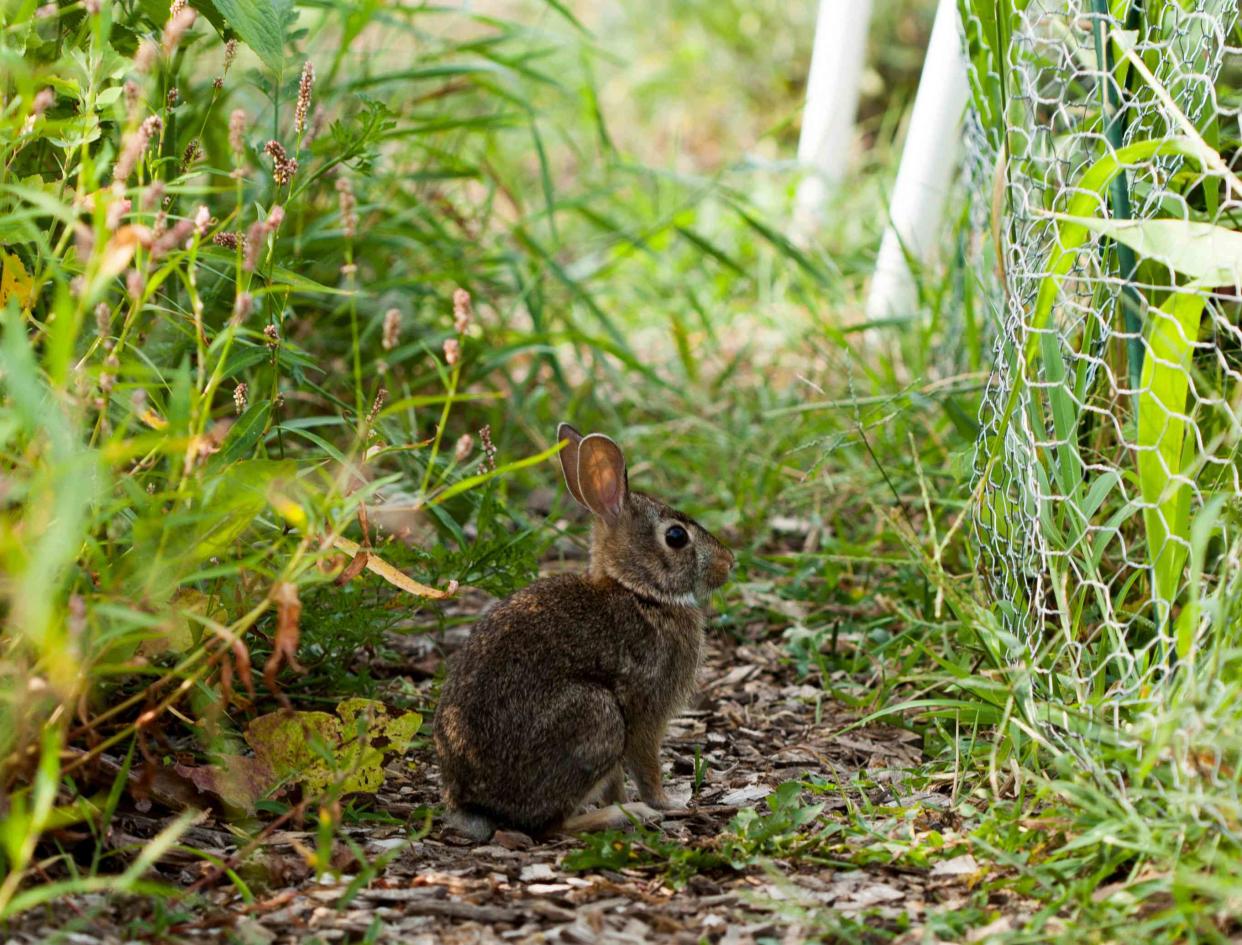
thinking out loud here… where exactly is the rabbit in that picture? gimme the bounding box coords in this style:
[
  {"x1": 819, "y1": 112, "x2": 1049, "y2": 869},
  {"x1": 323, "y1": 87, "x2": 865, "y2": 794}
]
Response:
[{"x1": 433, "y1": 422, "x2": 735, "y2": 840}]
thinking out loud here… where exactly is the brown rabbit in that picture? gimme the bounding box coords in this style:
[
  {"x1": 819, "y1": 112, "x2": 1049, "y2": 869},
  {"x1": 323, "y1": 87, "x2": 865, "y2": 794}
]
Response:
[{"x1": 433, "y1": 423, "x2": 735, "y2": 839}]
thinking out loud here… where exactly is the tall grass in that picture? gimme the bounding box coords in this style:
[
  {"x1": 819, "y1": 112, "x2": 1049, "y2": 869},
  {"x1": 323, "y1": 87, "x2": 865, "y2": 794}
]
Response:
[
  {"x1": 0, "y1": 0, "x2": 738, "y2": 909},
  {"x1": 10, "y1": 0, "x2": 1242, "y2": 938},
  {"x1": 0, "y1": 0, "x2": 940, "y2": 910}
]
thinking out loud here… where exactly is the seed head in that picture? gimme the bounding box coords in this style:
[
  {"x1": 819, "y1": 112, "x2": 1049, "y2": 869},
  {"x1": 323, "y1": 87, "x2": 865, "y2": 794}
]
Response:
[
  {"x1": 162, "y1": 5, "x2": 196, "y2": 56},
  {"x1": 213, "y1": 231, "x2": 242, "y2": 250},
  {"x1": 305, "y1": 105, "x2": 326, "y2": 147},
  {"x1": 141, "y1": 180, "x2": 165, "y2": 212},
  {"x1": 243, "y1": 206, "x2": 283, "y2": 271},
  {"x1": 243, "y1": 221, "x2": 265, "y2": 271},
  {"x1": 479, "y1": 424, "x2": 496, "y2": 471},
  {"x1": 181, "y1": 138, "x2": 202, "y2": 172},
  {"x1": 454, "y1": 433, "x2": 474, "y2": 463},
  {"x1": 30, "y1": 87, "x2": 54, "y2": 120},
  {"x1": 264, "y1": 140, "x2": 297, "y2": 186},
  {"x1": 135, "y1": 39, "x2": 158, "y2": 73},
  {"x1": 114, "y1": 115, "x2": 162, "y2": 184},
  {"x1": 295, "y1": 61, "x2": 315, "y2": 136},
  {"x1": 228, "y1": 109, "x2": 246, "y2": 156},
  {"x1": 231, "y1": 292, "x2": 253, "y2": 326},
  {"x1": 335, "y1": 177, "x2": 357, "y2": 238},
  {"x1": 263, "y1": 324, "x2": 279, "y2": 347},
  {"x1": 100, "y1": 353, "x2": 117, "y2": 394},
  {"x1": 442, "y1": 337, "x2": 460, "y2": 367},
  {"x1": 367, "y1": 388, "x2": 387, "y2": 425},
  {"x1": 453, "y1": 288, "x2": 472, "y2": 334},
  {"x1": 106, "y1": 196, "x2": 131, "y2": 231},
  {"x1": 193, "y1": 204, "x2": 211, "y2": 236},
  {"x1": 74, "y1": 223, "x2": 95, "y2": 262},
  {"x1": 233, "y1": 382, "x2": 248, "y2": 414},
  {"x1": 382, "y1": 308, "x2": 401, "y2": 351},
  {"x1": 96, "y1": 302, "x2": 111, "y2": 340},
  {"x1": 150, "y1": 217, "x2": 195, "y2": 259},
  {"x1": 218, "y1": 37, "x2": 239, "y2": 85}
]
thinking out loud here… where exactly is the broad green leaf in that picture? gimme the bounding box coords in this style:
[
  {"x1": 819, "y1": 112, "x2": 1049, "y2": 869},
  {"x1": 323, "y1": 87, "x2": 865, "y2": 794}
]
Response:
[
  {"x1": 211, "y1": 0, "x2": 292, "y2": 74},
  {"x1": 1054, "y1": 216, "x2": 1242, "y2": 287},
  {"x1": 216, "y1": 401, "x2": 271, "y2": 464},
  {"x1": 132, "y1": 459, "x2": 295, "y2": 597},
  {"x1": 264, "y1": 264, "x2": 356, "y2": 297},
  {"x1": 980, "y1": 138, "x2": 1207, "y2": 527},
  {"x1": 1028, "y1": 138, "x2": 1203, "y2": 350},
  {"x1": 1137, "y1": 292, "x2": 1205, "y2": 628}
]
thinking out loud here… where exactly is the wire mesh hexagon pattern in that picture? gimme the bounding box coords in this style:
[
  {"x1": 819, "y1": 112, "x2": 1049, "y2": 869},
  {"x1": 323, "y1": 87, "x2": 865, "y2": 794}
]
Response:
[{"x1": 959, "y1": 0, "x2": 1242, "y2": 751}]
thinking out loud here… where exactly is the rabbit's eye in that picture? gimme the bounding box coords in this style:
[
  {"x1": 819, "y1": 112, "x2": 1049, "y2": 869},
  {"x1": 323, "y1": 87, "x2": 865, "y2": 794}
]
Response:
[{"x1": 664, "y1": 524, "x2": 690, "y2": 549}]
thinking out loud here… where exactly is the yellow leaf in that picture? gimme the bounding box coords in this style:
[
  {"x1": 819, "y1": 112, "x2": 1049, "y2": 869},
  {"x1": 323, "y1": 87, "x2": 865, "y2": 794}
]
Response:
[
  {"x1": 268, "y1": 487, "x2": 308, "y2": 530},
  {"x1": 0, "y1": 252, "x2": 36, "y2": 310},
  {"x1": 139, "y1": 407, "x2": 167, "y2": 429},
  {"x1": 329, "y1": 534, "x2": 458, "y2": 599}
]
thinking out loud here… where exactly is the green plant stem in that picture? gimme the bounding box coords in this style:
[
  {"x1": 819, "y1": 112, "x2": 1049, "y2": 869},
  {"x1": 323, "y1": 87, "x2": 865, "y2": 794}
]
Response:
[
  {"x1": 1091, "y1": 0, "x2": 1144, "y2": 391},
  {"x1": 418, "y1": 356, "x2": 462, "y2": 500}
]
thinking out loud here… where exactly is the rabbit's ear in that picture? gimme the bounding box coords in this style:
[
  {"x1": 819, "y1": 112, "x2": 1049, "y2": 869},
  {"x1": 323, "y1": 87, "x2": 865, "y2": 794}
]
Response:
[
  {"x1": 557, "y1": 423, "x2": 587, "y2": 507},
  {"x1": 577, "y1": 433, "x2": 628, "y2": 525}
]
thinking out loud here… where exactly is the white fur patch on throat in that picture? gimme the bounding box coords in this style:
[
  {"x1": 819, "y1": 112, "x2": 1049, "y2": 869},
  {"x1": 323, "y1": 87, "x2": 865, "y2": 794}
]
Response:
[{"x1": 609, "y1": 573, "x2": 700, "y2": 608}]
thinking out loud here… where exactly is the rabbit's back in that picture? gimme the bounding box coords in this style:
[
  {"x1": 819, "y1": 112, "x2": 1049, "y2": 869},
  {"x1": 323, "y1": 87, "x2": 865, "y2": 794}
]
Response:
[{"x1": 441, "y1": 574, "x2": 632, "y2": 694}]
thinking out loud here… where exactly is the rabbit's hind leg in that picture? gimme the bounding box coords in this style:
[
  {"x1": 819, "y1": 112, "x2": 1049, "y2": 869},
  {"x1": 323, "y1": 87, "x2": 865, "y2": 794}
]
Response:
[
  {"x1": 494, "y1": 684, "x2": 626, "y2": 834},
  {"x1": 561, "y1": 802, "x2": 663, "y2": 834},
  {"x1": 443, "y1": 808, "x2": 496, "y2": 841},
  {"x1": 583, "y1": 765, "x2": 626, "y2": 806}
]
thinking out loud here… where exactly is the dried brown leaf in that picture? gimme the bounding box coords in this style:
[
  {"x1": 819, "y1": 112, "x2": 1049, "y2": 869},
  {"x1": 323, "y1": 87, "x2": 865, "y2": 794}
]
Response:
[
  {"x1": 334, "y1": 550, "x2": 369, "y2": 586},
  {"x1": 264, "y1": 582, "x2": 305, "y2": 693}
]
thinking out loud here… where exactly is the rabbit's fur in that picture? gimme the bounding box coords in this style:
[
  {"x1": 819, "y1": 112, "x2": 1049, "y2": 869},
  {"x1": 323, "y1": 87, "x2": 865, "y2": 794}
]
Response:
[{"x1": 434, "y1": 423, "x2": 735, "y2": 839}]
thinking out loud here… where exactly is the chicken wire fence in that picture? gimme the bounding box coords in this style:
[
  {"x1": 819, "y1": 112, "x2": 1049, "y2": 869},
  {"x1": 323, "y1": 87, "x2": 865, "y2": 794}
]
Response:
[{"x1": 958, "y1": 0, "x2": 1242, "y2": 750}]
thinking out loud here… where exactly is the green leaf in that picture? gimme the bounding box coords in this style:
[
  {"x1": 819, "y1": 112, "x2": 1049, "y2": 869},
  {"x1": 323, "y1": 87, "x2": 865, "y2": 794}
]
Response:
[
  {"x1": 1137, "y1": 292, "x2": 1205, "y2": 628},
  {"x1": 211, "y1": 0, "x2": 292, "y2": 74},
  {"x1": 1053, "y1": 215, "x2": 1242, "y2": 287},
  {"x1": 216, "y1": 402, "x2": 272, "y2": 464},
  {"x1": 264, "y1": 264, "x2": 356, "y2": 297}
]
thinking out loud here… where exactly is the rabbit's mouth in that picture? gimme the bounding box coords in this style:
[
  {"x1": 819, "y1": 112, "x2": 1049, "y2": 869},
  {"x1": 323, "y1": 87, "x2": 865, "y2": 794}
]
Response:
[{"x1": 704, "y1": 547, "x2": 736, "y2": 590}]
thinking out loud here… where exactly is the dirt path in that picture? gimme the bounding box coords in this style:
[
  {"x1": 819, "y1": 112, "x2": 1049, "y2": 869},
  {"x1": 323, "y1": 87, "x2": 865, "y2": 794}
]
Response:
[{"x1": 13, "y1": 624, "x2": 1001, "y2": 944}]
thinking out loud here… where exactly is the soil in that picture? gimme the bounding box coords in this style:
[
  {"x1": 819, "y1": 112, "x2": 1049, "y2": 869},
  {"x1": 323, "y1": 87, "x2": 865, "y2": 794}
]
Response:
[{"x1": 8, "y1": 608, "x2": 1013, "y2": 945}]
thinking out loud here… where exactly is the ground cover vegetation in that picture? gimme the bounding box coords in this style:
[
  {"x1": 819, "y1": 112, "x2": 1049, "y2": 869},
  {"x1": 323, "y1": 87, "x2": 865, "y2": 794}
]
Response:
[{"x1": 2, "y1": 0, "x2": 1242, "y2": 941}]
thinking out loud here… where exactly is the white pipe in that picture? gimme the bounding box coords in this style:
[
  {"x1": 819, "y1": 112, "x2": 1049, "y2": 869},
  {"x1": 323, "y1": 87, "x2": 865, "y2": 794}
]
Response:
[
  {"x1": 865, "y1": 0, "x2": 969, "y2": 320},
  {"x1": 792, "y1": 0, "x2": 874, "y2": 238}
]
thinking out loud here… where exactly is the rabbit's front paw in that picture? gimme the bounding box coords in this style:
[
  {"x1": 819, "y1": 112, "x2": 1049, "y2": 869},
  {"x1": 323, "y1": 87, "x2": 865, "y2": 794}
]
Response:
[
  {"x1": 645, "y1": 789, "x2": 673, "y2": 810},
  {"x1": 644, "y1": 784, "x2": 692, "y2": 811}
]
